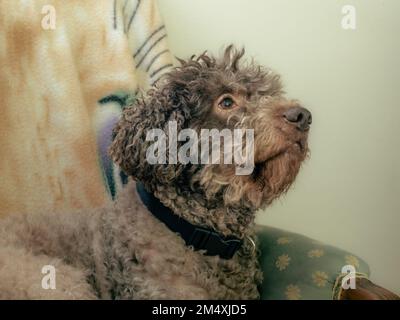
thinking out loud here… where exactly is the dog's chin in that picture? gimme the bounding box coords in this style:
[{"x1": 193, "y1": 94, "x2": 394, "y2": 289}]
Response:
[
  {"x1": 191, "y1": 141, "x2": 307, "y2": 210},
  {"x1": 251, "y1": 142, "x2": 308, "y2": 207}
]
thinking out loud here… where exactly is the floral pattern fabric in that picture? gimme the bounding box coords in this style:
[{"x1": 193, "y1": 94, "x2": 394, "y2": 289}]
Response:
[{"x1": 257, "y1": 225, "x2": 370, "y2": 300}]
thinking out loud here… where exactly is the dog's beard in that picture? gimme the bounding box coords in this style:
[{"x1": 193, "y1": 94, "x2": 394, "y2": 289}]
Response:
[
  {"x1": 255, "y1": 146, "x2": 307, "y2": 205},
  {"x1": 191, "y1": 143, "x2": 307, "y2": 210}
]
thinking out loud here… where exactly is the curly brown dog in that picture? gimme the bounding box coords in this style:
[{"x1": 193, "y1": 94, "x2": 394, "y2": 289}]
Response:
[{"x1": 0, "y1": 46, "x2": 311, "y2": 299}]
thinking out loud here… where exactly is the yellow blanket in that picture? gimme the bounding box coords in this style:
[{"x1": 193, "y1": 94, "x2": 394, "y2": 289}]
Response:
[{"x1": 0, "y1": 0, "x2": 173, "y2": 215}]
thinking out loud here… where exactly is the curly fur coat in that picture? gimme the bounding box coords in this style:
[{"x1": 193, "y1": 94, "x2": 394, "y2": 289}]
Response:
[{"x1": 0, "y1": 46, "x2": 310, "y2": 299}]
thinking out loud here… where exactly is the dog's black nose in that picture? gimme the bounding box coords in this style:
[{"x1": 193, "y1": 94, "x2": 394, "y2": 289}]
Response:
[{"x1": 283, "y1": 107, "x2": 312, "y2": 132}]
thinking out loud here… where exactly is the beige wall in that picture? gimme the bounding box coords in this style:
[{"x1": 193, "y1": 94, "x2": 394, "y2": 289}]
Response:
[{"x1": 157, "y1": 0, "x2": 400, "y2": 293}]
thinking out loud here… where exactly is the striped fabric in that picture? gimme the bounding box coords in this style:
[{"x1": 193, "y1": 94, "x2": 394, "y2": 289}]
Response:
[
  {"x1": 120, "y1": 0, "x2": 173, "y2": 88},
  {"x1": 0, "y1": 0, "x2": 173, "y2": 216}
]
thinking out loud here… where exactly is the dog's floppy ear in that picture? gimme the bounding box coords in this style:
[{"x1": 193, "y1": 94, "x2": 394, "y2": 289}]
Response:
[{"x1": 109, "y1": 84, "x2": 192, "y2": 188}]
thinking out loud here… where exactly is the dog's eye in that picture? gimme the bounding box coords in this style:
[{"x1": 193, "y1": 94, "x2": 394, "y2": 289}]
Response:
[{"x1": 218, "y1": 96, "x2": 237, "y2": 109}]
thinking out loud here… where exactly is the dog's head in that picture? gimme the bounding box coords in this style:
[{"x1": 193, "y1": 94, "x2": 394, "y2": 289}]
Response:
[{"x1": 110, "y1": 46, "x2": 311, "y2": 211}]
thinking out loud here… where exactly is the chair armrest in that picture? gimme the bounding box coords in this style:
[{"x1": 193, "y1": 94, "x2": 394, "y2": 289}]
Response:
[{"x1": 338, "y1": 278, "x2": 399, "y2": 300}]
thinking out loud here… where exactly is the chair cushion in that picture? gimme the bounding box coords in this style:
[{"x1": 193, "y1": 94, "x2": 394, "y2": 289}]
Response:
[{"x1": 256, "y1": 225, "x2": 370, "y2": 300}]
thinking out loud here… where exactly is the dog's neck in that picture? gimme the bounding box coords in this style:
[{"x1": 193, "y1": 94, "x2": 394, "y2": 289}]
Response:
[{"x1": 151, "y1": 184, "x2": 256, "y2": 239}]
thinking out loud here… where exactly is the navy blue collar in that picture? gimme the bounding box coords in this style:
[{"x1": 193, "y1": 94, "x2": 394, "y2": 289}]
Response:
[{"x1": 136, "y1": 182, "x2": 243, "y2": 259}]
